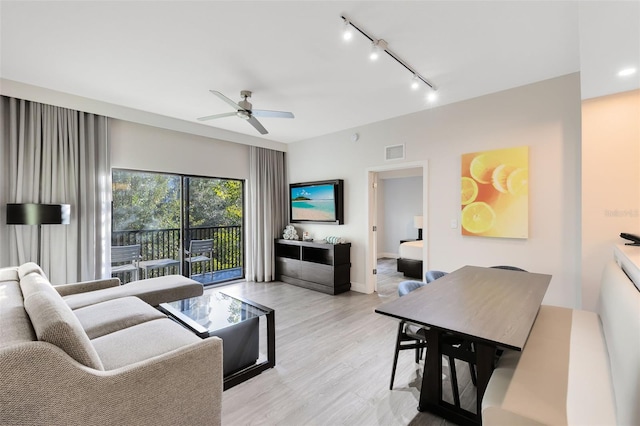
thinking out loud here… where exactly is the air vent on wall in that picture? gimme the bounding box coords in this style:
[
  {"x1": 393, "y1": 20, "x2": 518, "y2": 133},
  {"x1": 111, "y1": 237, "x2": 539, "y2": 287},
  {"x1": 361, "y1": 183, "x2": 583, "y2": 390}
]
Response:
[{"x1": 385, "y1": 144, "x2": 405, "y2": 161}]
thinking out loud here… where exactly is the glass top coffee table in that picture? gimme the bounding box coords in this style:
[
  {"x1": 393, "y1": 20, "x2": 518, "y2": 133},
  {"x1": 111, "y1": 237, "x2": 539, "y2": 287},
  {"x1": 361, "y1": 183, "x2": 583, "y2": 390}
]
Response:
[{"x1": 159, "y1": 291, "x2": 275, "y2": 390}]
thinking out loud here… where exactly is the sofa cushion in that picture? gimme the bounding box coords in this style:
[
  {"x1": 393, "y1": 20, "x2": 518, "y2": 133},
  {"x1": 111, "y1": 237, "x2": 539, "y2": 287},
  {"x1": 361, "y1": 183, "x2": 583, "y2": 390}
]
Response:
[
  {"x1": 91, "y1": 318, "x2": 201, "y2": 370},
  {"x1": 0, "y1": 266, "x2": 19, "y2": 282},
  {"x1": 482, "y1": 304, "x2": 618, "y2": 426},
  {"x1": 18, "y1": 262, "x2": 45, "y2": 279},
  {"x1": 24, "y1": 291, "x2": 104, "y2": 370},
  {"x1": 482, "y1": 305, "x2": 573, "y2": 425},
  {"x1": 63, "y1": 275, "x2": 203, "y2": 309},
  {"x1": 0, "y1": 280, "x2": 36, "y2": 347},
  {"x1": 566, "y1": 309, "x2": 616, "y2": 425},
  {"x1": 19, "y1": 271, "x2": 57, "y2": 300},
  {"x1": 74, "y1": 296, "x2": 167, "y2": 339}
]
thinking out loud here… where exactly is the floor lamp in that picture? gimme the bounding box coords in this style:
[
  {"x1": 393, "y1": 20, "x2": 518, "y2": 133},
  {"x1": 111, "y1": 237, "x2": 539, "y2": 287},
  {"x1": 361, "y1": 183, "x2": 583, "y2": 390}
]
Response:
[{"x1": 6, "y1": 203, "x2": 71, "y2": 265}]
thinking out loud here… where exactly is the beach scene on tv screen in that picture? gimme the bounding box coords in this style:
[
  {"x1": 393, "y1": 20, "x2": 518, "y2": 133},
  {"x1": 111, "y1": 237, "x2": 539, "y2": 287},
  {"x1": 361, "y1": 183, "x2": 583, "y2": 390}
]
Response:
[{"x1": 291, "y1": 184, "x2": 336, "y2": 221}]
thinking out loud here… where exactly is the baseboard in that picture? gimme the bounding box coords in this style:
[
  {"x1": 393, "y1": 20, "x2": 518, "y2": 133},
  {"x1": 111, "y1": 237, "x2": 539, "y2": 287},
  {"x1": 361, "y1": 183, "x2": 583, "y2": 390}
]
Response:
[
  {"x1": 377, "y1": 252, "x2": 399, "y2": 259},
  {"x1": 350, "y1": 281, "x2": 368, "y2": 294}
]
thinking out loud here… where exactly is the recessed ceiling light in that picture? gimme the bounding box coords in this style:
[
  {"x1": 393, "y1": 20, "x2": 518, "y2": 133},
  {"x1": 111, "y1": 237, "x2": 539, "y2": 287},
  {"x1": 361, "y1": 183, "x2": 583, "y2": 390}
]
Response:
[
  {"x1": 427, "y1": 92, "x2": 437, "y2": 102},
  {"x1": 618, "y1": 67, "x2": 637, "y2": 77}
]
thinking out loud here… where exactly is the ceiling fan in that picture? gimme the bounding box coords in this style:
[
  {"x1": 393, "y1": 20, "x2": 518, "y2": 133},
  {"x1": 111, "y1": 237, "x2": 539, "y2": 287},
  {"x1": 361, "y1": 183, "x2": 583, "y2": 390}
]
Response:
[{"x1": 197, "y1": 90, "x2": 294, "y2": 135}]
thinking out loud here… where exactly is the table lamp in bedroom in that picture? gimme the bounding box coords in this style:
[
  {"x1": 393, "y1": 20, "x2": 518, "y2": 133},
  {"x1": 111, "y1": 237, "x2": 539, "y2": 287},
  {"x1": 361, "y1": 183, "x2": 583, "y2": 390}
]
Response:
[{"x1": 414, "y1": 215, "x2": 423, "y2": 240}]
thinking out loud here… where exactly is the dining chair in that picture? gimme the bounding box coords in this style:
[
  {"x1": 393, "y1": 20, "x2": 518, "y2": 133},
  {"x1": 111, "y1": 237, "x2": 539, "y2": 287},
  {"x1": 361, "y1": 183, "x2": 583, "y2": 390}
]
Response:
[
  {"x1": 490, "y1": 265, "x2": 527, "y2": 272},
  {"x1": 390, "y1": 270, "x2": 475, "y2": 409},
  {"x1": 397, "y1": 269, "x2": 446, "y2": 297},
  {"x1": 111, "y1": 244, "x2": 141, "y2": 282},
  {"x1": 184, "y1": 239, "x2": 214, "y2": 279}
]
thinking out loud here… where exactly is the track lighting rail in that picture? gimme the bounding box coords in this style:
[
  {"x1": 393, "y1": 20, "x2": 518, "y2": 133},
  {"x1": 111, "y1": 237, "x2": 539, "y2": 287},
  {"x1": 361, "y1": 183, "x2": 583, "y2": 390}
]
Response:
[{"x1": 341, "y1": 15, "x2": 437, "y2": 91}]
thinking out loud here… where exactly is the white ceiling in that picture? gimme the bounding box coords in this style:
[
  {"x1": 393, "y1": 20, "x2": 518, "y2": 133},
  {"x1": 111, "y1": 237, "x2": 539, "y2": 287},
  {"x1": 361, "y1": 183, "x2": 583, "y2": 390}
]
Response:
[{"x1": 1, "y1": 1, "x2": 638, "y2": 145}]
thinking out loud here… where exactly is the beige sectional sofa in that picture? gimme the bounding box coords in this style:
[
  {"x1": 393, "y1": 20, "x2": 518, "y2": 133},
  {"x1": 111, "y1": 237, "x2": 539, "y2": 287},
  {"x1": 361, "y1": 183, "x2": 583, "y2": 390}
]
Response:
[
  {"x1": 482, "y1": 259, "x2": 640, "y2": 425},
  {"x1": 0, "y1": 262, "x2": 223, "y2": 426}
]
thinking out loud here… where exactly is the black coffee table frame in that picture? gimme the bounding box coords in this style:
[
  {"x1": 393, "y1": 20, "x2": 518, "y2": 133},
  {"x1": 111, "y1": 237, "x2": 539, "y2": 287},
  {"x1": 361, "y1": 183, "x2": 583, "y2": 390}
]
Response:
[{"x1": 159, "y1": 292, "x2": 275, "y2": 390}]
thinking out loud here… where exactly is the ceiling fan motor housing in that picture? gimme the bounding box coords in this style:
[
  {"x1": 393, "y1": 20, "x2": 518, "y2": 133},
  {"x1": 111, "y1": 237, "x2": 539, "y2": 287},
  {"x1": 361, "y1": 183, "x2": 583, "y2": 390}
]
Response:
[
  {"x1": 236, "y1": 110, "x2": 251, "y2": 120},
  {"x1": 238, "y1": 99, "x2": 252, "y2": 112}
]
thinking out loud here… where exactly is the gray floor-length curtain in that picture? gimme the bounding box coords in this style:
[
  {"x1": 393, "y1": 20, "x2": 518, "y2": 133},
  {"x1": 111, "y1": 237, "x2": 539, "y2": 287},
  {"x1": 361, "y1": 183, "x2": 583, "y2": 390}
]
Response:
[
  {"x1": 1, "y1": 96, "x2": 111, "y2": 284},
  {"x1": 247, "y1": 146, "x2": 287, "y2": 282}
]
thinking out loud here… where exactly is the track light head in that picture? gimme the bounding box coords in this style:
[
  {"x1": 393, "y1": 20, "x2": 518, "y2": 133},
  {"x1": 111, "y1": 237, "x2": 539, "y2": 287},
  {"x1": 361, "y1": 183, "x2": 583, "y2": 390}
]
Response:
[
  {"x1": 411, "y1": 75, "x2": 420, "y2": 90},
  {"x1": 342, "y1": 20, "x2": 353, "y2": 41},
  {"x1": 369, "y1": 39, "x2": 387, "y2": 61},
  {"x1": 370, "y1": 43, "x2": 380, "y2": 61}
]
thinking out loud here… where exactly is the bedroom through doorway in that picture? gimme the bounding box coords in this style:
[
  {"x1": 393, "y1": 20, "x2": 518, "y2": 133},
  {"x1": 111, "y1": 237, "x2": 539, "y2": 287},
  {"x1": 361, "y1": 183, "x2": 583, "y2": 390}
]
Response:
[{"x1": 366, "y1": 162, "x2": 427, "y2": 296}]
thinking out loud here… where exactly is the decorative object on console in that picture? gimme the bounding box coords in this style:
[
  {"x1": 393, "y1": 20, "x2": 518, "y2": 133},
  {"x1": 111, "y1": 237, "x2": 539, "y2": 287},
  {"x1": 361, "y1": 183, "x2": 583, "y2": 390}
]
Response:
[
  {"x1": 413, "y1": 215, "x2": 423, "y2": 240},
  {"x1": 282, "y1": 225, "x2": 299, "y2": 240},
  {"x1": 6, "y1": 203, "x2": 71, "y2": 265},
  {"x1": 302, "y1": 231, "x2": 313, "y2": 242},
  {"x1": 326, "y1": 236, "x2": 346, "y2": 244}
]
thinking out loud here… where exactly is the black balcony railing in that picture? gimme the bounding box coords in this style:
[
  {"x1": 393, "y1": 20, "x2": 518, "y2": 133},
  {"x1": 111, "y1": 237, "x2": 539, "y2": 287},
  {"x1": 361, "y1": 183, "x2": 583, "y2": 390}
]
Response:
[{"x1": 111, "y1": 226, "x2": 243, "y2": 284}]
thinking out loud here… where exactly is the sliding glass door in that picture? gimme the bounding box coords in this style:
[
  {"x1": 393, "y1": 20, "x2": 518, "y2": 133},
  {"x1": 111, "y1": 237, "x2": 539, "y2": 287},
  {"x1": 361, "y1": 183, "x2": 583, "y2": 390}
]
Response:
[
  {"x1": 112, "y1": 169, "x2": 244, "y2": 285},
  {"x1": 185, "y1": 176, "x2": 244, "y2": 283}
]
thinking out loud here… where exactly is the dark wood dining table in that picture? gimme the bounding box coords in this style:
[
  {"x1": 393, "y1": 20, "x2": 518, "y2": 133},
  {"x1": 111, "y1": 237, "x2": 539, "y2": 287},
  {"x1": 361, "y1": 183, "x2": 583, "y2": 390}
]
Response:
[{"x1": 375, "y1": 265, "x2": 551, "y2": 425}]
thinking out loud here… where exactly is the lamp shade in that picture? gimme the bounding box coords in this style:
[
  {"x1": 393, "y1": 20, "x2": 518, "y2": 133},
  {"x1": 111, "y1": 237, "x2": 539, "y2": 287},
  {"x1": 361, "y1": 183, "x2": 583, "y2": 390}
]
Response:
[
  {"x1": 413, "y1": 215, "x2": 423, "y2": 229},
  {"x1": 6, "y1": 203, "x2": 71, "y2": 225}
]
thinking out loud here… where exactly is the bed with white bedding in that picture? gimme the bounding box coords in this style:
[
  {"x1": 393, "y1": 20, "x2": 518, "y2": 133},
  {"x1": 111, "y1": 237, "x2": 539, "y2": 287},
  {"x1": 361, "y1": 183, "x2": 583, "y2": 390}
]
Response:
[{"x1": 397, "y1": 240, "x2": 423, "y2": 279}]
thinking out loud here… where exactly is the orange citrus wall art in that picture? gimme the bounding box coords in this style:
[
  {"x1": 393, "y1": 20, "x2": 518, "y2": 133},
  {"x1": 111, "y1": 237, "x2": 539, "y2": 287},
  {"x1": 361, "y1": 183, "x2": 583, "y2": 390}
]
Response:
[{"x1": 461, "y1": 146, "x2": 529, "y2": 238}]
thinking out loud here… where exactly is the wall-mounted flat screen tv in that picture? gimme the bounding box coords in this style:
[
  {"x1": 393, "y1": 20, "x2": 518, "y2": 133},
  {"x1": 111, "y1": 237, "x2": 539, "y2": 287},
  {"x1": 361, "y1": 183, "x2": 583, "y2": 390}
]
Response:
[{"x1": 289, "y1": 179, "x2": 344, "y2": 224}]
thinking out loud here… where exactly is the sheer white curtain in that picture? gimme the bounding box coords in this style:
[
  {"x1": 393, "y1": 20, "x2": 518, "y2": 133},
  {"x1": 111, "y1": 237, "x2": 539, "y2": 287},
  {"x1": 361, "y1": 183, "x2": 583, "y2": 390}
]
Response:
[
  {"x1": 0, "y1": 96, "x2": 110, "y2": 284},
  {"x1": 246, "y1": 146, "x2": 287, "y2": 282}
]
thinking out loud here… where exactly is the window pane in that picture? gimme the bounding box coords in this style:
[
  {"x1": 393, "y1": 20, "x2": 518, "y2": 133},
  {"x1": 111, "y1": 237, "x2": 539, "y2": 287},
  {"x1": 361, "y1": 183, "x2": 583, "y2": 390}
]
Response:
[
  {"x1": 112, "y1": 170, "x2": 182, "y2": 282},
  {"x1": 187, "y1": 177, "x2": 244, "y2": 284},
  {"x1": 112, "y1": 170, "x2": 180, "y2": 232}
]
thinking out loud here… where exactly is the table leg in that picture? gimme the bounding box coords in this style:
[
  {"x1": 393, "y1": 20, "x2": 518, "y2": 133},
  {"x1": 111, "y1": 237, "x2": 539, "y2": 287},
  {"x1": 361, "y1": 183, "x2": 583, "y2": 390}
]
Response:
[
  {"x1": 475, "y1": 342, "x2": 497, "y2": 420},
  {"x1": 266, "y1": 309, "x2": 276, "y2": 368},
  {"x1": 418, "y1": 327, "x2": 441, "y2": 411},
  {"x1": 417, "y1": 332, "x2": 488, "y2": 426}
]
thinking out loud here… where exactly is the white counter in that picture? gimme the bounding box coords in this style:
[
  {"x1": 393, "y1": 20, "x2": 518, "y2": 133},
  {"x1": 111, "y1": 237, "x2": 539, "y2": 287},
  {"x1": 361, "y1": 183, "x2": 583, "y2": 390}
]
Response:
[{"x1": 614, "y1": 244, "x2": 640, "y2": 291}]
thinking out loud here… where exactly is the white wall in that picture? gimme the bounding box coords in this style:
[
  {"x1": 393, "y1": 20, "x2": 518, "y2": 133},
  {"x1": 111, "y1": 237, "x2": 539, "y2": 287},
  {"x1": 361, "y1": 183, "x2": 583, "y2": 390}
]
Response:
[
  {"x1": 581, "y1": 89, "x2": 640, "y2": 310},
  {"x1": 110, "y1": 119, "x2": 250, "y2": 179},
  {"x1": 288, "y1": 73, "x2": 582, "y2": 307},
  {"x1": 380, "y1": 176, "x2": 423, "y2": 257}
]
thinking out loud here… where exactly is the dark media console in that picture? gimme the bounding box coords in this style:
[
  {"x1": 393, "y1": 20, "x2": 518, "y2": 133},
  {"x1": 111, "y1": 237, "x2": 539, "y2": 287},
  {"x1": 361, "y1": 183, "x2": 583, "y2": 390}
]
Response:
[{"x1": 274, "y1": 239, "x2": 351, "y2": 295}]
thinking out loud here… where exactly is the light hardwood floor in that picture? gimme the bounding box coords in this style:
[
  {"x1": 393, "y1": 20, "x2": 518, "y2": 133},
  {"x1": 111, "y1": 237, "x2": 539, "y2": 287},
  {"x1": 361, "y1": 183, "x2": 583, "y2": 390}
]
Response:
[{"x1": 217, "y1": 259, "x2": 476, "y2": 426}]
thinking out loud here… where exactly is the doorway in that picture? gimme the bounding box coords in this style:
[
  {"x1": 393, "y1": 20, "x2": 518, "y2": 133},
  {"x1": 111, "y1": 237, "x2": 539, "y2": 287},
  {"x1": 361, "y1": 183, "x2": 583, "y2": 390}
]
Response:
[{"x1": 365, "y1": 161, "x2": 428, "y2": 295}]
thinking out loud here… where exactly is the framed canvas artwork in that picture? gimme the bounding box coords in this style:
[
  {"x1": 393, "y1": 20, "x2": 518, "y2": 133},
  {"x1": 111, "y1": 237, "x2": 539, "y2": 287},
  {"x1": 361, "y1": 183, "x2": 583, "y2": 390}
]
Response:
[{"x1": 461, "y1": 146, "x2": 529, "y2": 238}]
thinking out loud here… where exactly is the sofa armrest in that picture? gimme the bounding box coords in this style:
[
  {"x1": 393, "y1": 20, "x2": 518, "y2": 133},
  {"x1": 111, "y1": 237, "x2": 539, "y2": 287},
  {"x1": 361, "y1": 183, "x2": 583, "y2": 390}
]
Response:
[
  {"x1": 54, "y1": 278, "x2": 121, "y2": 297},
  {"x1": 1, "y1": 338, "x2": 223, "y2": 426}
]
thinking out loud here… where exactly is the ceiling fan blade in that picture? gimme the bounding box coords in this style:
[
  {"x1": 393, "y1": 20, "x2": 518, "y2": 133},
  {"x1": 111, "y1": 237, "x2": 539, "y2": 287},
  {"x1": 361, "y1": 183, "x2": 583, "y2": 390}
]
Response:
[
  {"x1": 197, "y1": 112, "x2": 237, "y2": 121},
  {"x1": 209, "y1": 90, "x2": 244, "y2": 111},
  {"x1": 252, "y1": 109, "x2": 295, "y2": 119},
  {"x1": 247, "y1": 115, "x2": 268, "y2": 135}
]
